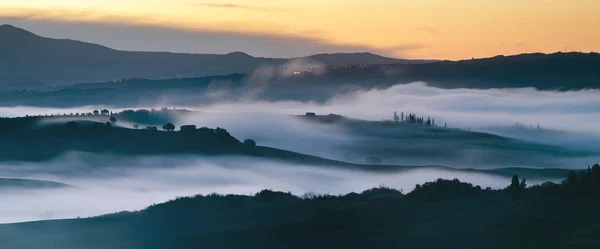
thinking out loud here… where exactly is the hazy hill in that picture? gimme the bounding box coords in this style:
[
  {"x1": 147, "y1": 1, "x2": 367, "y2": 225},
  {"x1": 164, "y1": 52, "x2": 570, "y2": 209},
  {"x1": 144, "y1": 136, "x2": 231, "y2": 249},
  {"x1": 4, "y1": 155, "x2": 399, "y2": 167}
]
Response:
[
  {"x1": 293, "y1": 114, "x2": 596, "y2": 169},
  {"x1": 340, "y1": 52, "x2": 600, "y2": 89},
  {"x1": 0, "y1": 112, "x2": 588, "y2": 177},
  {"x1": 0, "y1": 25, "x2": 415, "y2": 85},
  {"x1": 301, "y1": 52, "x2": 431, "y2": 65},
  {"x1": 0, "y1": 178, "x2": 71, "y2": 190}
]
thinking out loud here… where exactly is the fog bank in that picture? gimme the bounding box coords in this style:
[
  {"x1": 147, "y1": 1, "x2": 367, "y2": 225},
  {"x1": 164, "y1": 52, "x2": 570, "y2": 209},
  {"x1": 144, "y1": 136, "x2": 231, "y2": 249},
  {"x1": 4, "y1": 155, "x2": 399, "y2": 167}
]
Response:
[{"x1": 0, "y1": 153, "x2": 551, "y2": 224}]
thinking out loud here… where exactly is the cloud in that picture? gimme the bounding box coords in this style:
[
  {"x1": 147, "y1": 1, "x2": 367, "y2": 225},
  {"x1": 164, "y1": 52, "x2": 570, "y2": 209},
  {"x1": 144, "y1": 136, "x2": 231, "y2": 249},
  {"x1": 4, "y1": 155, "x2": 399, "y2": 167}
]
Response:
[
  {"x1": 171, "y1": 82, "x2": 600, "y2": 134},
  {"x1": 415, "y1": 27, "x2": 444, "y2": 36},
  {"x1": 189, "y1": 2, "x2": 284, "y2": 12},
  {"x1": 2, "y1": 83, "x2": 599, "y2": 223},
  {"x1": 0, "y1": 152, "x2": 538, "y2": 223},
  {"x1": 0, "y1": 10, "x2": 406, "y2": 58},
  {"x1": 389, "y1": 43, "x2": 429, "y2": 52}
]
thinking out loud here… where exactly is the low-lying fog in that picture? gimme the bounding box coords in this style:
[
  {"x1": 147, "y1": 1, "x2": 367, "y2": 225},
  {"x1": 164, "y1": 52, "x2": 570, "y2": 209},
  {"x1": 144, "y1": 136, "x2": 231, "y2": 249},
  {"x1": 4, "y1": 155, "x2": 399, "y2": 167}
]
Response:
[
  {"x1": 0, "y1": 153, "x2": 553, "y2": 224},
  {"x1": 1, "y1": 82, "x2": 599, "y2": 133},
  {"x1": 0, "y1": 83, "x2": 598, "y2": 223}
]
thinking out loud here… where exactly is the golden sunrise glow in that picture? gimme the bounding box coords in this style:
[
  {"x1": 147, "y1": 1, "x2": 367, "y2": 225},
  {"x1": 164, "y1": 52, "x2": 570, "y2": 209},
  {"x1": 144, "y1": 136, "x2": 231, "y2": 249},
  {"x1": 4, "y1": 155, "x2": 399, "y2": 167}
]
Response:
[{"x1": 1, "y1": 0, "x2": 599, "y2": 59}]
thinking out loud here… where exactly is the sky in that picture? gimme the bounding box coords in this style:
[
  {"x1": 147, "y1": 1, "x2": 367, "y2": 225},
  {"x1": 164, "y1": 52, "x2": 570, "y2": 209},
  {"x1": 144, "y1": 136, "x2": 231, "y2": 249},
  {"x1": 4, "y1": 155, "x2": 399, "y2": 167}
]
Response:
[{"x1": 0, "y1": 0, "x2": 599, "y2": 59}]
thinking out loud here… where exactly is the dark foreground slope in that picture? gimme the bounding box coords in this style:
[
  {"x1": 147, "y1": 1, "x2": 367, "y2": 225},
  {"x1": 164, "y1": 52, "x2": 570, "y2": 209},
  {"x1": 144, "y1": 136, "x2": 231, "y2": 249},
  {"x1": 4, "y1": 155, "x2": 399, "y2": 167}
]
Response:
[{"x1": 2, "y1": 177, "x2": 600, "y2": 249}]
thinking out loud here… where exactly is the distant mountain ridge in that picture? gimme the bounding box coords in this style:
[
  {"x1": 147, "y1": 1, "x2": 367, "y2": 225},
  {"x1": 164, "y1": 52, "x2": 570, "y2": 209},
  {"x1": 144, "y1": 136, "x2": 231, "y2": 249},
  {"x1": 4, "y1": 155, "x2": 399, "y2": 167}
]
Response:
[{"x1": 0, "y1": 24, "x2": 423, "y2": 85}]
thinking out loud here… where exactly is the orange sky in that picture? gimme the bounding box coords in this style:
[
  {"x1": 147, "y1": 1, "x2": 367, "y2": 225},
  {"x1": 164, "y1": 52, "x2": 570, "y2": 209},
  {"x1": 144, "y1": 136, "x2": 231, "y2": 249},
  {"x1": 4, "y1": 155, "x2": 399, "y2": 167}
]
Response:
[{"x1": 1, "y1": 0, "x2": 598, "y2": 59}]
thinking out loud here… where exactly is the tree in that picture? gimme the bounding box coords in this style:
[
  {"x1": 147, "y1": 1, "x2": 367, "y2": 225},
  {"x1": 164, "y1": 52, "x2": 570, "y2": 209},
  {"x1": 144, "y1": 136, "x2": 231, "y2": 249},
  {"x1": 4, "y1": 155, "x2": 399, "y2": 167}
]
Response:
[
  {"x1": 93, "y1": 110, "x2": 99, "y2": 115},
  {"x1": 101, "y1": 109, "x2": 109, "y2": 116},
  {"x1": 109, "y1": 116, "x2": 117, "y2": 124},
  {"x1": 215, "y1": 127, "x2": 230, "y2": 136},
  {"x1": 510, "y1": 175, "x2": 520, "y2": 190},
  {"x1": 244, "y1": 139, "x2": 257, "y2": 148},
  {"x1": 162, "y1": 122, "x2": 175, "y2": 131},
  {"x1": 577, "y1": 170, "x2": 588, "y2": 188},
  {"x1": 592, "y1": 164, "x2": 600, "y2": 189},
  {"x1": 509, "y1": 175, "x2": 521, "y2": 200},
  {"x1": 566, "y1": 170, "x2": 579, "y2": 187},
  {"x1": 520, "y1": 178, "x2": 527, "y2": 189},
  {"x1": 105, "y1": 121, "x2": 112, "y2": 128}
]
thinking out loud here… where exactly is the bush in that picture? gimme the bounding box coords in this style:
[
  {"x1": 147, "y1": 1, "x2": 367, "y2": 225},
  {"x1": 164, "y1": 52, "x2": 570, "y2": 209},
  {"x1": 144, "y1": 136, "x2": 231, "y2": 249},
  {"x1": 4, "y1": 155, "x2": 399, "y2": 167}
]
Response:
[{"x1": 243, "y1": 139, "x2": 257, "y2": 148}]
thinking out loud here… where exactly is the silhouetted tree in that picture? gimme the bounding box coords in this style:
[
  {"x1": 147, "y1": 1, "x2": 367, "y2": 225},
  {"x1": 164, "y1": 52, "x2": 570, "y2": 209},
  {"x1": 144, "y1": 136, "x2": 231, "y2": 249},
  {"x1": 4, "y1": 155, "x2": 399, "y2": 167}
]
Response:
[
  {"x1": 244, "y1": 139, "x2": 257, "y2": 148},
  {"x1": 520, "y1": 178, "x2": 527, "y2": 189},
  {"x1": 162, "y1": 122, "x2": 175, "y2": 131},
  {"x1": 105, "y1": 121, "x2": 112, "y2": 128},
  {"x1": 511, "y1": 175, "x2": 520, "y2": 189},
  {"x1": 93, "y1": 110, "x2": 99, "y2": 115},
  {"x1": 592, "y1": 164, "x2": 600, "y2": 189},
  {"x1": 566, "y1": 170, "x2": 579, "y2": 187},
  {"x1": 215, "y1": 127, "x2": 230, "y2": 136},
  {"x1": 577, "y1": 170, "x2": 588, "y2": 189},
  {"x1": 509, "y1": 175, "x2": 521, "y2": 200},
  {"x1": 109, "y1": 116, "x2": 117, "y2": 124},
  {"x1": 101, "y1": 109, "x2": 109, "y2": 116}
]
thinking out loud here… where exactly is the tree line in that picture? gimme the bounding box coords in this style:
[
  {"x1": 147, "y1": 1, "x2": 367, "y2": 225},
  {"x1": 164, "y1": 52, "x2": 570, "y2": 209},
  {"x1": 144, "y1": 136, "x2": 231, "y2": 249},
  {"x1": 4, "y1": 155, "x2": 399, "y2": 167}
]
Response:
[{"x1": 394, "y1": 111, "x2": 441, "y2": 127}]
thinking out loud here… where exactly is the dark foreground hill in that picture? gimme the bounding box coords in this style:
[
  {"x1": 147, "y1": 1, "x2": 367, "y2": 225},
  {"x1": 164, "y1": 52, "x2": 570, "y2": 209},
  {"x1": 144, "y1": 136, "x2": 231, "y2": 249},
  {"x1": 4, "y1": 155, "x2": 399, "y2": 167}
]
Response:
[
  {"x1": 0, "y1": 25, "x2": 417, "y2": 85},
  {"x1": 2, "y1": 176, "x2": 600, "y2": 249}
]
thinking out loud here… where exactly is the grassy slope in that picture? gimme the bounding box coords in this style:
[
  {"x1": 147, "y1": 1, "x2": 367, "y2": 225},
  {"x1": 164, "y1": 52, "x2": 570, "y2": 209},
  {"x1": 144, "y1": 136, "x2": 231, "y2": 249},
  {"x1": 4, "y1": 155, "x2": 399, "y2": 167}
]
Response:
[
  {"x1": 0, "y1": 115, "x2": 577, "y2": 180},
  {"x1": 295, "y1": 115, "x2": 596, "y2": 169},
  {"x1": 1, "y1": 191, "x2": 599, "y2": 249}
]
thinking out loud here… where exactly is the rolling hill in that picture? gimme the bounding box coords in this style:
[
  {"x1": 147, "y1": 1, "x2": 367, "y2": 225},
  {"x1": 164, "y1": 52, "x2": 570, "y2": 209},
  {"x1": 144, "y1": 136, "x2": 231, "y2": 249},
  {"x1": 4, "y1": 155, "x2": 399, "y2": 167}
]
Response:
[
  {"x1": 0, "y1": 24, "x2": 419, "y2": 85},
  {"x1": 2, "y1": 182, "x2": 600, "y2": 249},
  {"x1": 0, "y1": 178, "x2": 71, "y2": 190}
]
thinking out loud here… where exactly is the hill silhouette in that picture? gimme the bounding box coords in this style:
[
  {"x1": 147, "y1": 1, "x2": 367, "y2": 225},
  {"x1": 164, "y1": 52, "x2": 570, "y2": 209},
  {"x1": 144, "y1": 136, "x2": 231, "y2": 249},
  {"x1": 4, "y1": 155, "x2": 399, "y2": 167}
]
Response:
[
  {"x1": 2, "y1": 173, "x2": 600, "y2": 249},
  {"x1": 0, "y1": 50, "x2": 597, "y2": 108},
  {"x1": 0, "y1": 113, "x2": 579, "y2": 180},
  {"x1": 0, "y1": 178, "x2": 71, "y2": 190},
  {"x1": 0, "y1": 25, "x2": 419, "y2": 85}
]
